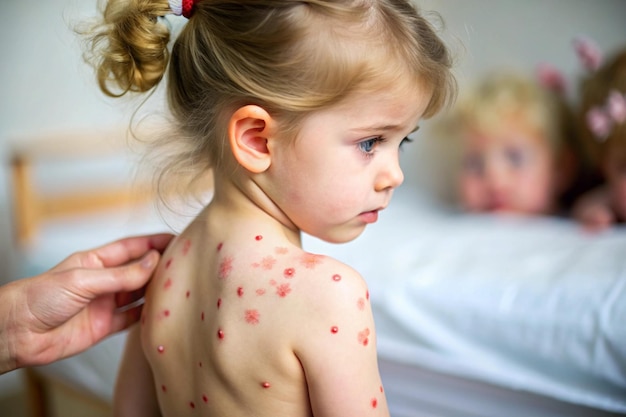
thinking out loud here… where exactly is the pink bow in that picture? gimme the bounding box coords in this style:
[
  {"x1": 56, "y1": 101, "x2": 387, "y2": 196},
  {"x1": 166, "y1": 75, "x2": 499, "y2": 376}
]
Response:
[
  {"x1": 573, "y1": 36, "x2": 603, "y2": 72},
  {"x1": 536, "y1": 63, "x2": 567, "y2": 94},
  {"x1": 586, "y1": 90, "x2": 626, "y2": 141}
]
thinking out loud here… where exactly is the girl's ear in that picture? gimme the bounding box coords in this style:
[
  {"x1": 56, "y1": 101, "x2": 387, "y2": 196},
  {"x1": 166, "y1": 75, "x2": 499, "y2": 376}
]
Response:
[{"x1": 228, "y1": 105, "x2": 276, "y2": 173}]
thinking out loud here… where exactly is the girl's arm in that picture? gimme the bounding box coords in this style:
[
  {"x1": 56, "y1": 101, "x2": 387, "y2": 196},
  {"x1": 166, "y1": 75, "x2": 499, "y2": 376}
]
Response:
[
  {"x1": 296, "y1": 264, "x2": 390, "y2": 417},
  {"x1": 114, "y1": 325, "x2": 161, "y2": 417}
]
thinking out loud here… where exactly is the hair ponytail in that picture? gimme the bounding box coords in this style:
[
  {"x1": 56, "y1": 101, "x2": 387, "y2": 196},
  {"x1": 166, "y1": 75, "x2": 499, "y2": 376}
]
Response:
[{"x1": 84, "y1": 0, "x2": 172, "y2": 97}]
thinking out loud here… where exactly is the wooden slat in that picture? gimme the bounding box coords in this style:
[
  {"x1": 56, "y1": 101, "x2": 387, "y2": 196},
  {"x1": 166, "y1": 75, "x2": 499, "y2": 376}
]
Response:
[
  {"x1": 39, "y1": 188, "x2": 153, "y2": 219},
  {"x1": 10, "y1": 155, "x2": 39, "y2": 244}
]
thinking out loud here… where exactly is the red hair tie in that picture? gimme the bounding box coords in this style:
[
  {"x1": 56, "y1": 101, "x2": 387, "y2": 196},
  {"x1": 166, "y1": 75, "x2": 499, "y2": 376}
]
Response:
[
  {"x1": 182, "y1": 0, "x2": 195, "y2": 19},
  {"x1": 169, "y1": 0, "x2": 196, "y2": 19}
]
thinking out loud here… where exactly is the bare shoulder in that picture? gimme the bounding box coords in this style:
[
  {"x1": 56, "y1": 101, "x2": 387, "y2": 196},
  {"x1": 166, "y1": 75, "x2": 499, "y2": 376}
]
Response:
[
  {"x1": 285, "y1": 250, "x2": 374, "y2": 346},
  {"x1": 290, "y1": 250, "x2": 369, "y2": 309}
]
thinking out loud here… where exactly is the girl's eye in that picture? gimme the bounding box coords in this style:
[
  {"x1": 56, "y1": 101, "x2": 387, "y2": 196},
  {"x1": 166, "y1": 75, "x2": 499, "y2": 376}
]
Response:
[
  {"x1": 358, "y1": 137, "x2": 383, "y2": 154},
  {"x1": 463, "y1": 154, "x2": 484, "y2": 175},
  {"x1": 505, "y1": 147, "x2": 527, "y2": 168}
]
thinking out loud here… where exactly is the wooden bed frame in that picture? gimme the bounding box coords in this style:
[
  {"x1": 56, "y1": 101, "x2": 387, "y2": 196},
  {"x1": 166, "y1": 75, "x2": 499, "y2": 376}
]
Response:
[{"x1": 9, "y1": 129, "x2": 155, "y2": 246}]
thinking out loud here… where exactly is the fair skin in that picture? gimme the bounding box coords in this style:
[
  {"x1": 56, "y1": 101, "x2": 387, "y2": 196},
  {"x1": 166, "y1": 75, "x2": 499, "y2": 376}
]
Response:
[
  {"x1": 0, "y1": 233, "x2": 174, "y2": 375},
  {"x1": 459, "y1": 117, "x2": 557, "y2": 215},
  {"x1": 115, "y1": 81, "x2": 430, "y2": 417},
  {"x1": 573, "y1": 141, "x2": 626, "y2": 230}
]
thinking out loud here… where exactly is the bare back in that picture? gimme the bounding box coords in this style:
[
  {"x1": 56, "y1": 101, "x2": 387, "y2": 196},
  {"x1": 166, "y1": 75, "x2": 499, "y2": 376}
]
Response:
[{"x1": 141, "y1": 207, "x2": 386, "y2": 416}]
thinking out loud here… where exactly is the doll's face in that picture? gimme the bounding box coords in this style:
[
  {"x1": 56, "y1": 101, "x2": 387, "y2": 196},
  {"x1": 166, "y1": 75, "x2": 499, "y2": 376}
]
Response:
[
  {"x1": 459, "y1": 119, "x2": 557, "y2": 215},
  {"x1": 603, "y1": 140, "x2": 626, "y2": 220}
]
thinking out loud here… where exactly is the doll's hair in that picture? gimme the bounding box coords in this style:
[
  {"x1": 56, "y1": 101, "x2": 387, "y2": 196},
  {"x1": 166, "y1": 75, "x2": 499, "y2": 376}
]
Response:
[
  {"x1": 578, "y1": 47, "x2": 626, "y2": 168},
  {"x1": 84, "y1": 0, "x2": 456, "y2": 198},
  {"x1": 452, "y1": 71, "x2": 569, "y2": 152}
]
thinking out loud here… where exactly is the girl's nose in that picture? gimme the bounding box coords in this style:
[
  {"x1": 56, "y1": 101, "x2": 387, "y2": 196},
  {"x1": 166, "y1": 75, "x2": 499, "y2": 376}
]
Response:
[
  {"x1": 485, "y1": 158, "x2": 511, "y2": 192},
  {"x1": 375, "y1": 157, "x2": 404, "y2": 192}
]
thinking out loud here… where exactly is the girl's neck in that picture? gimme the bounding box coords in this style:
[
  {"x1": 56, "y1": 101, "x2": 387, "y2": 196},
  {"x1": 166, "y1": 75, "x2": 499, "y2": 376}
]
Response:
[{"x1": 208, "y1": 171, "x2": 302, "y2": 247}]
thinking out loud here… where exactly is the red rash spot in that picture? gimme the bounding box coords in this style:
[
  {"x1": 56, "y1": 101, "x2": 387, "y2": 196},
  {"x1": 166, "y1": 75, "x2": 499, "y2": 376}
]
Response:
[
  {"x1": 276, "y1": 283, "x2": 291, "y2": 297},
  {"x1": 275, "y1": 247, "x2": 288, "y2": 255},
  {"x1": 301, "y1": 253, "x2": 323, "y2": 269},
  {"x1": 201, "y1": 311, "x2": 205, "y2": 321},
  {"x1": 157, "y1": 345, "x2": 165, "y2": 353},
  {"x1": 163, "y1": 278, "x2": 172, "y2": 290},
  {"x1": 237, "y1": 287, "x2": 244, "y2": 297},
  {"x1": 261, "y1": 256, "x2": 276, "y2": 270},
  {"x1": 269, "y1": 279, "x2": 277, "y2": 286},
  {"x1": 252, "y1": 256, "x2": 277, "y2": 270},
  {"x1": 371, "y1": 398, "x2": 378, "y2": 409},
  {"x1": 198, "y1": 361, "x2": 202, "y2": 367},
  {"x1": 245, "y1": 309, "x2": 260, "y2": 324},
  {"x1": 163, "y1": 309, "x2": 170, "y2": 317},
  {"x1": 366, "y1": 290, "x2": 370, "y2": 300},
  {"x1": 256, "y1": 288, "x2": 266, "y2": 296},
  {"x1": 165, "y1": 258, "x2": 172, "y2": 269},
  {"x1": 357, "y1": 298, "x2": 365, "y2": 311},
  {"x1": 283, "y1": 268, "x2": 295, "y2": 278},
  {"x1": 217, "y1": 298, "x2": 222, "y2": 309},
  {"x1": 217, "y1": 242, "x2": 223, "y2": 251},
  {"x1": 331, "y1": 326, "x2": 339, "y2": 334},
  {"x1": 380, "y1": 385, "x2": 384, "y2": 393},
  {"x1": 189, "y1": 401, "x2": 195, "y2": 409},
  {"x1": 202, "y1": 394, "x2": 208, "y2": 403},
  {"x1": 332, "y1": 274, "x2": 341, "y2": 282},
  {"x1": 255, "y1": 235, "x2": 263, "y2": 241},
  {"x1": 357, "y1": 328, "x2": 371, "y2": 346},
  {"x1": 182, "y1": 239, "x2": 192, "y2": 255},
  {"x1": 161, "y1": 385, "x2": 167, "y2": 393},
  {"x1": 217, "y1": 329, "x2": 224, "y2": 339},
  {"x1": 186, "y1": 290, "x2": 191, "y2": 298},
  {"x1": 219, "y1": 256, "x2": 234, "y2": 279},
  {"x1": 261, "y1": 381, "x2": 271, "y2": 388}
]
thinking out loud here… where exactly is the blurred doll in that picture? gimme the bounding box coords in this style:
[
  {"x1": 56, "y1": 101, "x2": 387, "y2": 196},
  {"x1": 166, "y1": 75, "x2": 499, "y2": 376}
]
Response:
[
  {"x1": 452, "y1": 72, "x2": 576, "y2": 215},
  {"x1": 572, "y1": 43, "x2": 626, "y2": 230}
]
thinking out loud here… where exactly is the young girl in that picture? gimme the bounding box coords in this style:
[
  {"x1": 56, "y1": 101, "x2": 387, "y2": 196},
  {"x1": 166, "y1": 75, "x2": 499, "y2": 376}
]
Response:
[
  {"x1": 451, "y1": 72, "x2": 575, "y2": 215},
  {"x1": 572, "y1": 46, "x2": 626, "y2": 230},
  {"x1": 85, "y1": 1, "x2": 455, "y2": 416}
]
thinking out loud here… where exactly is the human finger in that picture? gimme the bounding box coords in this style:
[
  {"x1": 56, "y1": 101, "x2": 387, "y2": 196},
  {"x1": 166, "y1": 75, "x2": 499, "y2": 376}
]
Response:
[
  {"x1": 89, "y1": 233, "x2": 175, "y2": 268},
  {"x1": 66, "y1": 249, "x2": 161, "y2": 300},
  {"x1": 53, "y1": 233, "x2": 174, "y2": 271}
]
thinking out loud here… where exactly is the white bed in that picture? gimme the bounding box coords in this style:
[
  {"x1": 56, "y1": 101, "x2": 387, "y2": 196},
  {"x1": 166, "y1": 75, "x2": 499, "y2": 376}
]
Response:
[{"x1": 7, "y1": 138, "x2": 626, "y2": 416}]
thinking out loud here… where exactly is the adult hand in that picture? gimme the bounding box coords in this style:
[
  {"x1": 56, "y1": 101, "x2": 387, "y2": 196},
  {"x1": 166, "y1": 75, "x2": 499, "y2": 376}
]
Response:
[{"x1": 0, "y1": 233, "x2": 174, "y2": 374}]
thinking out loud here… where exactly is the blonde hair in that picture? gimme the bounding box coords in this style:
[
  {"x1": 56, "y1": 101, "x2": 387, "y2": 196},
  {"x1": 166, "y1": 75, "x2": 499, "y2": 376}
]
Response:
[
  {"x1": 578, "y1": 47, "x2": 626, "y2": 168},
  {"x1": 453, "y1": 72, "x2": 568, "y2": 152},
  {"x1": 84, "y1": 0, "x2": 456, "y2": 198}
]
